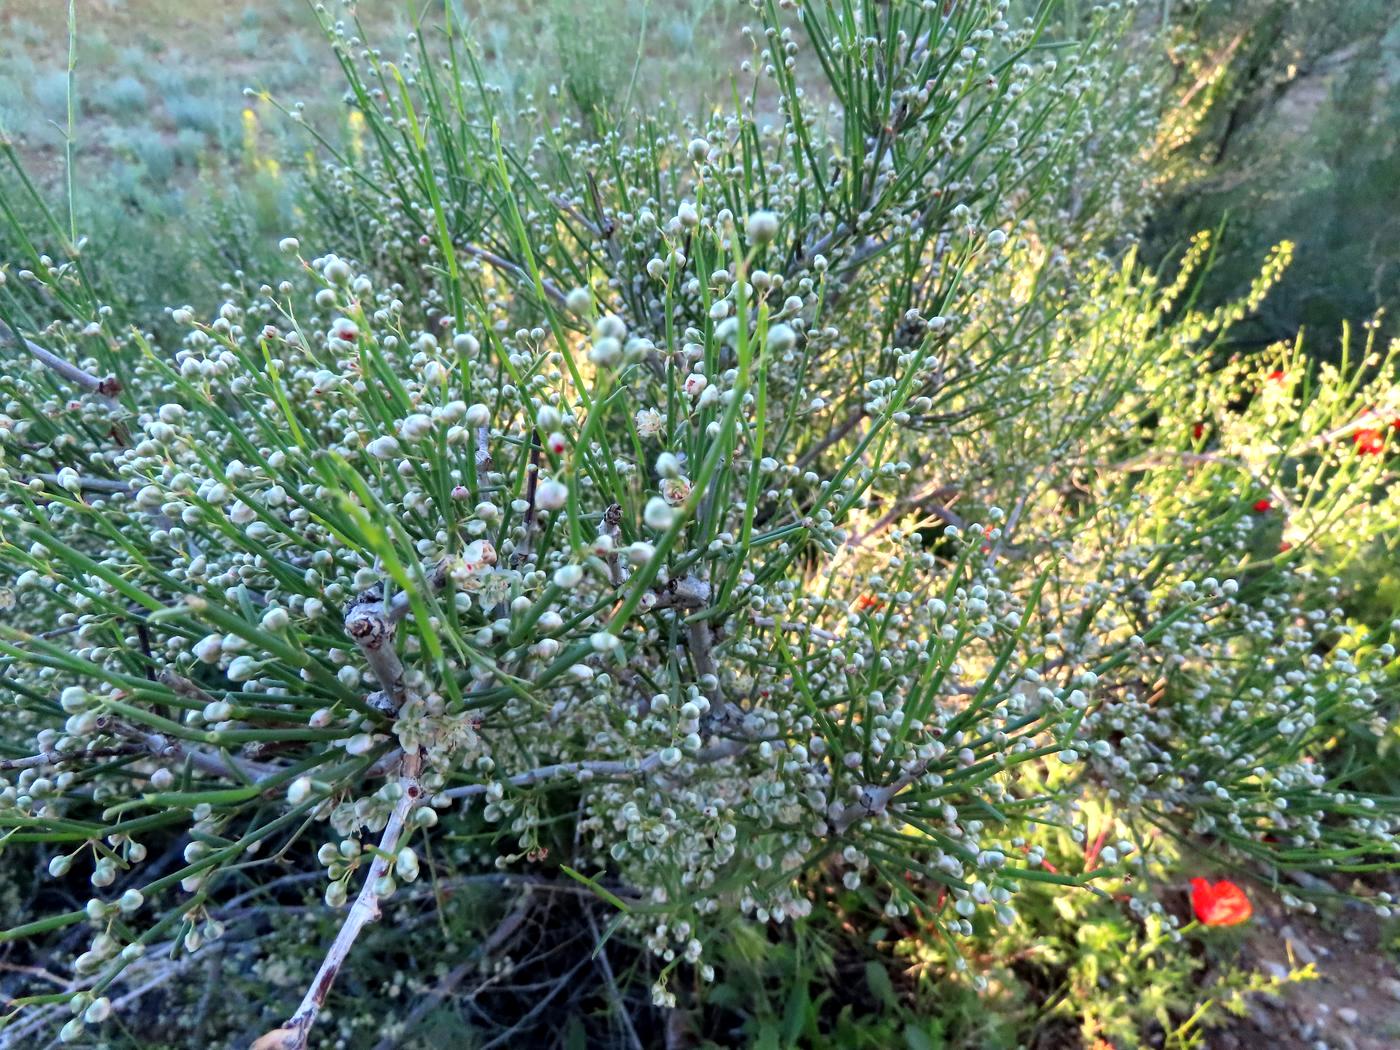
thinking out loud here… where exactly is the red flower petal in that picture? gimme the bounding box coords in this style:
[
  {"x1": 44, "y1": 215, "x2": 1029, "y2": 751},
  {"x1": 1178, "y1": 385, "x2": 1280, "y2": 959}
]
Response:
[{"x1": 1191, "y1": 878, "x2": 1253, "y2": 926}]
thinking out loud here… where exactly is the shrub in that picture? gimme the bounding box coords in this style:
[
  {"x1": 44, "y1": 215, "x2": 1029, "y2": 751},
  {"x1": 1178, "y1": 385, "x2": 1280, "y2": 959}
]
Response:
[
  {"x1": 98, "y1": 75, "x2": 152, "y2": 116},
  {"x1": 0, "y1": 0, "x2": 1396, "y2": 1045}
]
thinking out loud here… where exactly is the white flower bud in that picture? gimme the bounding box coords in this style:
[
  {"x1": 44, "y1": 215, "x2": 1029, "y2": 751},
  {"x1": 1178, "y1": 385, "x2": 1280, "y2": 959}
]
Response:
[
  {"x1": 226, "y1": 655, "x2": 258, "y2": 681},
  {"x1": 589, "y1": 337, "x2": 622, "y2": 366},
  {"x1": 192, "y1": 634, "x2": 224, "y2": 664},
  {"x1": 536, "y1": 480, "x2": 568, "y2": 511},
  {"x1": 395, "y1": 847, "x2": 420, "y2": 882},
  {"x1": 399, "y1": 413, "x2": 433, "y2": 441},
  {"x1": 656, "y1": 452, "x2": 681, "y2": 479},
  {"x1": 566, "y1": 287, "x2": 592, "y2": 314},
  {"x1": 745, "y1": 210, "x2": 779, "y2": 244},
  {"x1": 553, "y1": 564, "x2": 584, "y2": 588},
  {"x1": 324, "y1": 256, "x2": 352, "y2": 284},
  {"x1": 767, "y1": 323, "x2": 797, "y2": 352},
  {"x1": 644, "y1": 497, "x2": 675, "y2": 530},
  {"x1": 260, "y1": 607, "x2": 289, "y2": 632},
  {"x1": 367, "y1": 436, "x2": 400, "y2": 460}
]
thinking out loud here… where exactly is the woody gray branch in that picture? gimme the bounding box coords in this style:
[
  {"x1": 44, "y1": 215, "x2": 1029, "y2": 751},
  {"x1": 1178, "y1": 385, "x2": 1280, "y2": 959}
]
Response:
[
  {"x1": 0, "y1": 318, "x2": 122, "y2": 410},
  {"x1": 259, "y1": 588, "x2": 428, "y2": 1049},
  {"x1": 345, "y1": 591, "x2": 409, "y2": 711},
  {"x1": 262, "y1": 751, "x2": 424, "y2": 1050},
  {"x1": 461, "y1": 244, "x2": 568, "y2": 311},
  {"x1": 831, "y1": 759, "x2": 931, "y2": 834},
  {"x1": 442, "y1": 752, "x2": 668, "y2": 799},
  {"x1": 441, "y1": 733, "x2": 754, "y2": 801}
]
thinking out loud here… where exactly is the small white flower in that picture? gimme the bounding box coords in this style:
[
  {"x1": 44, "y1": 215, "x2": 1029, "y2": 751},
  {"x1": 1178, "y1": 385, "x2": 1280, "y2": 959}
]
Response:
[{"x1": 662, "y1": 477, "x2": 692, "y2": 506}]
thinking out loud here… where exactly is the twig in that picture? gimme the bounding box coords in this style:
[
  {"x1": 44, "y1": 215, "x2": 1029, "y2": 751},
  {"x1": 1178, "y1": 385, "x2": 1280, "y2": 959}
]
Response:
[
  {"x1": 443, "y1": 728, "x2": 759, "y2": 802},
  {"x1": 793, "y1": 407, "x2": 864, "y2": 472},
  {"x1": 384, "y1": 560, "x2": 450, "y2": 627},
  {"x1": 30, "y1": 473, "x2": 133, "y2": 495},
  {"x1": 987, "y1": 468, "x2": 1043, "y2": 562},
  {"x1": 461, "y1": 244, "x2": 569, "y2": 310},
  {"x1": 474, "y1": 955, "x2": 591, "y2": 1050},
  {"x1": 601, "y1": 503, "x2": 625, "y2": 586},
  {"x1": 665, "y1": 1007, "x2": 693, "y2": 1050},
  {"x1": 442, "y1": 752, "x2": 666, "y2": 800},
  {"x1": 587, "y1": 909, "x2": 644, "y2": 1050},
  {"x1": 474, "y1": 424, "x2": 492, "y2": 472},
  {"x1": 345, "y1": 591, "x2": 408, "y2": 709},
  {"x1": 0, "y1": 744, "x2": 142, "y2": 771},
  {"x1": 258, "y1": 752, "x2": 424, "y2": 1050},
  {"x1": 832, "y1": 759, "x2": 932, "y2": 834},
  {"x1": 549, "y1": 193, "x2": 603, "y2": 238},
  {"x1": 650, "y1": 575, "x2": 711, "y2": 612},
  {"x1": 688, "y1": 618, "x2": 720, "y2": 702},
  {"x1": 746, "y1": 616, "x2": 839, "y2": 643},
  {"x1": 1099, "y1": 449, "x2": 1293, "y2": 511},
  {"x1": 110, "y1": 715, "x2": 266, "y2": 782},
  {"x1": 510, "y1": 435, "x2": 542, "y2": 569},
  {"x1": 844, "y1": 481, "x2": 963, "y2": 551},
  {"x1": 0, "y1": 318, "x2": 121, "y2": 409}
]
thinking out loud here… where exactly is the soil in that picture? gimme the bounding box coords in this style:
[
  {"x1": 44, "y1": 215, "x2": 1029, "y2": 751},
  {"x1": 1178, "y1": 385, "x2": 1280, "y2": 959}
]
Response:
[{"x1": 1213, "y1": 889, "x2": 1400, "y2": 1050}]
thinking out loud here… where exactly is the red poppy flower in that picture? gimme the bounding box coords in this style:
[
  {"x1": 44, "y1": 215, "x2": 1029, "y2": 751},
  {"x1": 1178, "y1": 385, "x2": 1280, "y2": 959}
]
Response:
[
  {"x1": 1354, "y1": 428, "x2": 1385, "y2": 455},
  {"x1": 1190, "y1": 878, "x2": 1252, "y2": 926},
  {"x1": 1251, "y1": 498, "x2": 1272, "y2": 513}
]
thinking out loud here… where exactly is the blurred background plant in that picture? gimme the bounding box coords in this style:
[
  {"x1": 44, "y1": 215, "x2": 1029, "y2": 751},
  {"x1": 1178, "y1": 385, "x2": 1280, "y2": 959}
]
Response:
[{"x1": 1145, "y1": 0, "x2": 1400, "y2": 355}]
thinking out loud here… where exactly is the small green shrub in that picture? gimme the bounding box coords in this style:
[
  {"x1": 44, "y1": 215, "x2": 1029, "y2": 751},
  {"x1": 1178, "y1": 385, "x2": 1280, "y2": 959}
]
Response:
[{"x1": 99, "y1": 75, "x2": 151, "y2": 116}]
